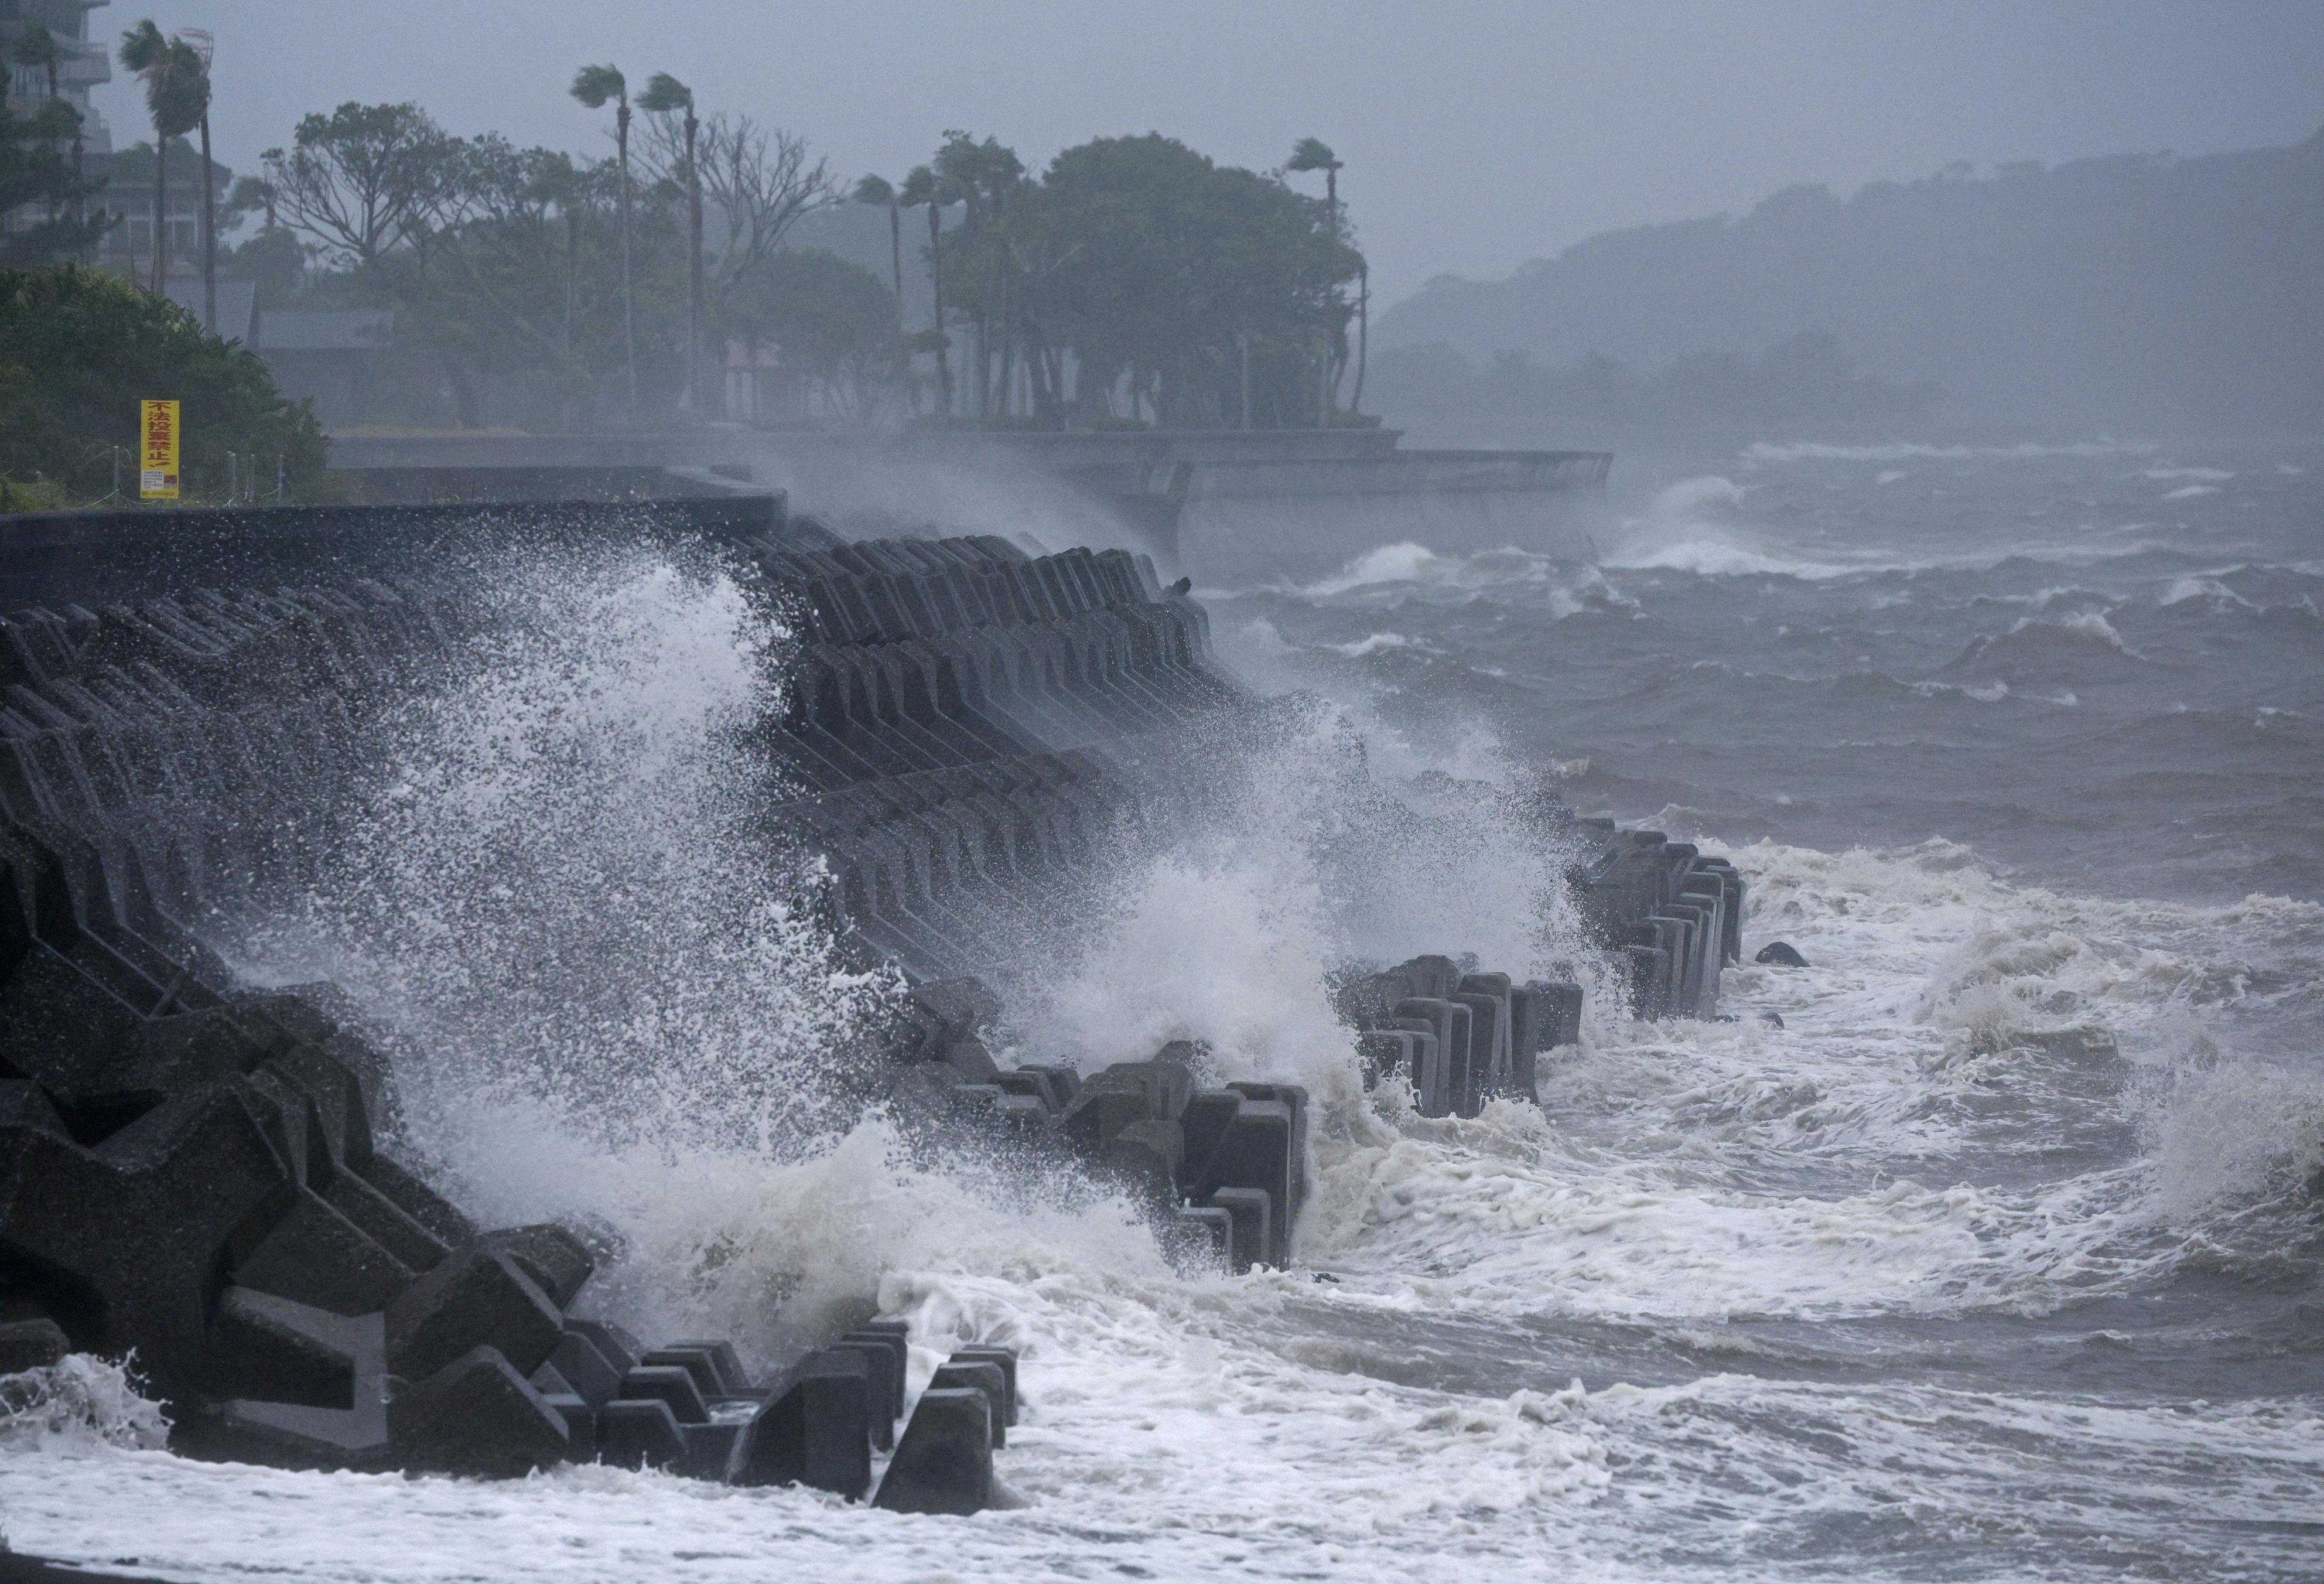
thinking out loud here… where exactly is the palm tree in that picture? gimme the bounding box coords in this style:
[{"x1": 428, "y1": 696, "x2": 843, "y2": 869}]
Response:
[
  {"x1": 1289, "y1": 136, "x2": 1347, "y2": 424},
  {"x1": 119, "y1": 21, "x2": 208, "y2": 296},
  {"x1": 853, "y1": 174, "x2": 903, "y2": 308},
  {"x1": 638, "y1": 72, "x2": 702, "y2": 416},
  {"x1": 14, "y1": 23, "x2": 62, "y2": 223},
  {"x1": 1287, "y1": 136, "x2": 1341, "y2": 231},
  {"x1": 176, "y1": 29, "x2": 218, "y2": 333},
  {"x1": 570, "y1": 63, "x2": 637, "y2": 414},
  {"x1": 898, "y1": 164, "x2": 953, "y2": 415}
]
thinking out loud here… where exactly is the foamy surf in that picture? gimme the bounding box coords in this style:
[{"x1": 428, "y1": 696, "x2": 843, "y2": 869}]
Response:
[{"x1": 8, "y1": 823, "x2": 2319, "y2": 1582}]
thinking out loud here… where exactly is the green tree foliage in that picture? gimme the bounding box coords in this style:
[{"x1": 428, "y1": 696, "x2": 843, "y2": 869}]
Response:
[
  {"x1": 724, "y1": 247, "x2": 903, "y2": 417},
  {"x1": 925, "y1": 132, "x2": 1361, "y2": 427},
  {"x1": 0, "y1": 100, "x2": 108, "y2": 265},
  {"x1": 412, "y1": 135, "x2": 658, "y2": 427},
  {"x1": 118, "y1": 21, "x2": 208, "y2": 292},
  {"x1": 4, "y1": 21, "x2": 107, "y2": 265},
  {"x1": 225, "y1": 86, "x2": 1359, "y2": 432},
  {"x1": 0, "y1": 265, "x2": 329, "y2": 500},
  {"x1": 260, "y1": 102, "x2": 463, "y2": 267}
]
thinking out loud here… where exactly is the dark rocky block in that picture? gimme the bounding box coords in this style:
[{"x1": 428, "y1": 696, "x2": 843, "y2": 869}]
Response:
[
  {"x1": 232, "y1": 1186, "x2": 416, "y2": 1316},
  {"x1": 1103, "y1": 1117, "x2": 1184, "y2": 1204},
  {"x1": 353, "y1": 1152, "x2": 477, "y2": 1248},
  {"x1": 0, "y1": 1316, "x2": 70, "y2": 1372},
  {"x1": 387, "y1": 1344, "x2": 568, "y2": 1477},
  {"x1": 203, "y1": 1291, "x2": 388, "y2": 1469},
  {"x1": 948, "y1": 1347, "x2": 1019, "y2": 1426},
  {"x1": 384, "y1": 1247, "x2": 563, "y2": 1387},
  {"x1": 209, "y1": 1286, "x2": 367, "y2": 1408},
  {"x1": 829, "y1": 1330, "x2": 904, "y2": 1448},
  {"x1": 1177, "y1": 1088, "x2": 1242, "y2": 1183},
  {"x1": 928, "y1": 1359, "x2": 1009, "y2": 1448},
  {"x1": 596, "y1": 1397, "x2": 687, "y2": 1470},
  {"x1": 679, "y1": 1418, "x2": 746, "y2": 1481},
  {"x1": 1207, "y1": 1186, "x2": 1272, "y2": 1272},
  {"x1": 617, "y1": 1363, "x2": 709, "y2": 1425},
  {"x1": 1755, "y1": 940, "x2": 1810, "y2": 968},
  {"x1": 873, "y1": 1387, "x2": 993, "y2": 1515},
  {"x1": 664, "y1": 1337, "x2": 751, "y2": 1395},
  {"x1": 731, "y1": 1350, "x2": 872, "y2": 1497},
  {"x1": 320, "y1": 1171, "x2": 449, "y2": 1277},
  {"x1": 1188, "y1": 1101, "x2": 1295, "y2": 1268},
  {"x1": 545, "y1": 1329, "x2": 624, "y2": 1408},
  {"x1": 1169, "y1": 1203, "x2": 1233, "y2": 1271},
  {"x1": 481, "y1": 1224, "x2": 594, "y2": 1309},
  {"x1": 562, "y1": 1317, "x2": 642, "y2": 1374},
  {"x1": 1057, "y1": 1056, "x2": 1195, "y2": 1156},
  {"x1": 638, "y1": 1344, "x2": 730, "y2": 1402},
  {"x1": 0, "y1": 1080, "x2": 292, "y2": 1400},
  {"x1": 541, "y1": 1391, "x2": 595, "y2": 1463}
]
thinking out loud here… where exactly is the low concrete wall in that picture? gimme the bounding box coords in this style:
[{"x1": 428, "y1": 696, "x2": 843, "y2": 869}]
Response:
[
  {"x1": 0, "y1": 494, "x2": 786, "y2": 609},
  {"x1": 1176, "y1": 450, "x2": 1613, "y2": 584}
]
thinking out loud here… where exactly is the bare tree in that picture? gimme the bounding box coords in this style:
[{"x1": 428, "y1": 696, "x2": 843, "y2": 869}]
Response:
[{"x1": 639, "y1": 112, "x2": 838, "y2": 334}]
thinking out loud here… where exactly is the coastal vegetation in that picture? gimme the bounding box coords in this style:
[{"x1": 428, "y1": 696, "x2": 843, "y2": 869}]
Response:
[
  {"x1": 194, "y1": 87, "x2": 1365, "y2": 431},
  {"x1": 0, "y1": 264, "x2": 329, "y2": 503}
]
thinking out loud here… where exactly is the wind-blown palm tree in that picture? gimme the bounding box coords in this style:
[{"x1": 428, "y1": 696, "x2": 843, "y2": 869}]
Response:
[
  {"x1": 898, "y1": 163, "x2": 954, "y2": 415},
  {"x1": 1287, "y1": 136, "x2": 1341, "y2": 231},
  {"x1": 1289, "y1": 136, "x2": 1347, "y2": 423},
  {"x1": 638, "y1": 72, "x2": 702, "y2": 415},
  {"x1": 119, "y1": 21, "x2": 209, "y2": 296},
  {"x1": 176, "y1": 29, "x2": 218, "y2": 332},
  {"x1": 14, "y1": 23, "x2": 63, "y2": 222},
  {"x1": 570, "y1": 63, "x2": 637, "y2": 414},
  {"x1": 853, "y1": 173, "x2": 903, "y2": 308}
]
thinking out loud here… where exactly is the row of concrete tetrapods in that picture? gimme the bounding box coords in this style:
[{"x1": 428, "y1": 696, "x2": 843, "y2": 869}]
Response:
[
  {"x1": 1342, "y1": 955, "x2": 1586, "y2": 1117},
  {"x1": 1571, "y1": 831, "x2": 1744, "y2": 1020},
  {"x1": 531, "y1": 1319, "x2": 1019, "y2": 1514}
]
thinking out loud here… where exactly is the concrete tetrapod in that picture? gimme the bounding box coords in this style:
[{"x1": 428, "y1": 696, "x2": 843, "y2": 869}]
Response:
[{"x1": 873, "y1": 1387, "x2": 994, "y2": 1516}]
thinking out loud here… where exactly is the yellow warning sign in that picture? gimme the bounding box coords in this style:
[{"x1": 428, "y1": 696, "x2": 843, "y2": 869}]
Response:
[{"x1": 139, "y1": 400, "x2": 179, "y2": 500}]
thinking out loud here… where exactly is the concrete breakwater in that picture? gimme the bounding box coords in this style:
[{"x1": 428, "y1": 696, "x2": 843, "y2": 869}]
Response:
[{"x1": 0, "y1": 497, "x2": 1732, "y2": 1505}]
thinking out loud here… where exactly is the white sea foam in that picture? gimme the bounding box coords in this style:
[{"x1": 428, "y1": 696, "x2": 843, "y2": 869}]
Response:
[
  {"x1": 2161, "y1": 483, "x2": 2219, "y2": 500},
  {"x1": 1744, "y1": 440, "x2": 2154, "y2": 463},
  {"x1": 1603, "y1": 476, "x2": 1857, "y2": 579},
  {"x1": 9, "y1": 820, "x2": 2322, "y2": 1580},
  {"x1": 1295, "y1": 540, "x2": 1444, "y2": 596},
  {"x1": 1328, "y1": 631, "x2": 1425, "y2": 658},
  {"x1": 2161, "y1": 575, "x2": 2260, "y2": 610}
]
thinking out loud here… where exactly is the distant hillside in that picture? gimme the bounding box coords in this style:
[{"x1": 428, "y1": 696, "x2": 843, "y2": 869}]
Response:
[{"x1": 1374, "y1": 130, "x2": 2324, "y2": 431}]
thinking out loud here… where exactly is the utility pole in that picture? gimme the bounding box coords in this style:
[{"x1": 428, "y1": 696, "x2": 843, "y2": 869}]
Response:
[
  {"x1": 178, "y1": 30, "x2": 217, "y2": 334},
  {"x1": 1239, "y1": 333, "x2": 1252, "y2": 431},
  {"x1": 688, "y1": 103, "x2": 703, "y2": 416}
]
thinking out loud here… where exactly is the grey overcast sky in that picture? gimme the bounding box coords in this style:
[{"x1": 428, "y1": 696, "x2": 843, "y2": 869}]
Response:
[{"x1": 94, "y1": 0, "x2": 2324, "y2": 307}]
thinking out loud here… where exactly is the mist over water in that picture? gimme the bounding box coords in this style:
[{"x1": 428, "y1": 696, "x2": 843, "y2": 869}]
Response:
[{"x1": 6, "y1": 439, "x2": 2323, "y2": 1582}]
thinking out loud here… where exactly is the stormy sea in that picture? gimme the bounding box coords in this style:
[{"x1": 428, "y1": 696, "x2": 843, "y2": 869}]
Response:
[{"x1": 5, "y1": 435, "x2": 2320, "y2": 1582}]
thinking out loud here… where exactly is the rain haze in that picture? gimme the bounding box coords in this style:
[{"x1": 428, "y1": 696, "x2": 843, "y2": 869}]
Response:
[
  {"x1": 6, "y1": 4, "x2": 2324, "y2": 1582},
  {"x1": 93, "y1": 0, "x2": 2324, "y2": 303}
]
